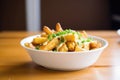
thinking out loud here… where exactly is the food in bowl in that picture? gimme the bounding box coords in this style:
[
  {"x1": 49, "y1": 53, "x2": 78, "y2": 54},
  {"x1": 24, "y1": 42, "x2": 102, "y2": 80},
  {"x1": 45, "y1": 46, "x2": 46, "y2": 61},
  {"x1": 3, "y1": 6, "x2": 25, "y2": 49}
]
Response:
[
  {"x1": 24, "y1": 23, "x2": 102, "y2": 52},
  {"x1": 20, "y1": 23, "x2": 108, "y2": 70}
]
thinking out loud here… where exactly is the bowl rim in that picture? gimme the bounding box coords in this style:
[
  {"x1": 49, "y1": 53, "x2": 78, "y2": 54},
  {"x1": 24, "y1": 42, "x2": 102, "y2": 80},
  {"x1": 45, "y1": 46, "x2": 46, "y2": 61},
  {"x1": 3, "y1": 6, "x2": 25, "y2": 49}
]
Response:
[{"x1": 20, "y1": 35, "x2": 108, "y2": 54}]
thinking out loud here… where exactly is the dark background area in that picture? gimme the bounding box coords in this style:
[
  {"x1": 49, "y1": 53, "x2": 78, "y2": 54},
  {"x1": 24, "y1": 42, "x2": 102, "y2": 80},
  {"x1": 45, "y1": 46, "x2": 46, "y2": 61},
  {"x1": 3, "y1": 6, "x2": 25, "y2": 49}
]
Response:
[
  {"x1": 0, "y1": 0, "x2": 120, "y2": 31},
  {"x1": 110, "y1": 0, "x2": 120, "y2": 30},
  {"x1": 41, "y1": 0, "x2": 111, "y2": 30},
  {"x1": 0, "y1": 0, "x2": 26, "y2": 31}
]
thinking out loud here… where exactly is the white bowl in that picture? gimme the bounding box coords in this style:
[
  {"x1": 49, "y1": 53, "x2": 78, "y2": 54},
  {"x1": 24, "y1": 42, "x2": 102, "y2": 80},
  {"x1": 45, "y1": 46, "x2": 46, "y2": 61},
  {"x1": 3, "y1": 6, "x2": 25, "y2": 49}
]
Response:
[{"x1": 20, "y1": 35, "x2": 108, "y2": 71}]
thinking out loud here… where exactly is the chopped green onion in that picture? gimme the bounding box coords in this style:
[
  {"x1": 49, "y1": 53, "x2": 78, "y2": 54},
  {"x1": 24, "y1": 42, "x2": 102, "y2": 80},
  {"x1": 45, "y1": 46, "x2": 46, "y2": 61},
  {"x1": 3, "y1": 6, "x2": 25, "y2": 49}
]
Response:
[
  {"x1": 86, "y1": 38, "x2": 93, "y2": 42},
  {"x1": 47, "y1": 29, "x2": 75, "y2": 40}
]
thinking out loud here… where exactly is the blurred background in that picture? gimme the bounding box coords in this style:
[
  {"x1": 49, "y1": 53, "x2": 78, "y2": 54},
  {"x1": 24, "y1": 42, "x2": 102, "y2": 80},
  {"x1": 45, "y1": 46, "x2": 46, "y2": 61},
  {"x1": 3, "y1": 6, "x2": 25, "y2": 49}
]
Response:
[{"x1": 0, "y1": 0, "x2": 120, "y2": 31}]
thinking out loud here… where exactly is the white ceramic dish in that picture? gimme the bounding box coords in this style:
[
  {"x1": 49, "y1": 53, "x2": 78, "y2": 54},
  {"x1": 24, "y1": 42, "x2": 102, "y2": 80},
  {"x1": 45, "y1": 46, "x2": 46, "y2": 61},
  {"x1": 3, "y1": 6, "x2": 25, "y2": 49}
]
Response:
[{"x1": 20, "y1": 35, "x2": 108, "y2": 71}]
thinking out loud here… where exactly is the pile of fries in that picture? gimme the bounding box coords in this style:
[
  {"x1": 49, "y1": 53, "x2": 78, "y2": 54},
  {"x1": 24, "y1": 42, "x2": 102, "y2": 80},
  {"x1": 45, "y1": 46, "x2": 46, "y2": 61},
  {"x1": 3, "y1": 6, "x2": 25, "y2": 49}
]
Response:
[{"x1": 24, "y1": 23, "x2": 102, "y2": 52}]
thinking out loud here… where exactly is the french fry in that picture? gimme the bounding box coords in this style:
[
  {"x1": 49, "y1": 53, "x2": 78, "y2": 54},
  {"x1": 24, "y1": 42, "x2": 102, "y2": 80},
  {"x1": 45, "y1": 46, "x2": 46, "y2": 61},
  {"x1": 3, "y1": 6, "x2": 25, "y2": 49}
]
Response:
[
  {"x1": 24, "y1": 43, "x2": 35, "y2": 49},
  {"x1": 32, "y1": 37, "x2": 47, "y2": 45},
  {"x1": 58, "y1": 43, "x2": 68, "y2": 52},
  {"x1": 40, "y1": 38, "x2": 59, "y2": 51},
  {"x1": 81, "y1": 30, "x2": 88, "y2": 38},
  {"x1": 90, "y1": 41, "x2": 102, "y2": 49},
  {"x1": 39, "y1": 45, "x2": 46, "y2": 50},
  {"x1": 64, "y1": 34, "x2": 76, "y2": 42},
  {"x1": 75, "y1": 44, "x2": 84, "y2": 52},
  {"x1": 43, "y1": 26, "x2": 53, "y2": 34},
  {"x1": 66, "y1": 41, "x2": 75, "y2": 51},
  {"x1": 83, "y1": 42, "x2": 90, "y2": 50},
  {"x1": 41, "y1": 32, "x2": 48, "y2": 37},
  {"x1": 56, "y1": 23, "x2": 63, "y2": 32},
  {"x1": 24, "y1": 42, "x2": 29, "y2": 47}
]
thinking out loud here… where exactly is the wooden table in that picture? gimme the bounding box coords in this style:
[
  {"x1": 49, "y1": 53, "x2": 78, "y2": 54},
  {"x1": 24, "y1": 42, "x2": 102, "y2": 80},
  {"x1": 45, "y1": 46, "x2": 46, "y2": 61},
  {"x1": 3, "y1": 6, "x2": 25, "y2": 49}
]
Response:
[{"x1": 0, "y1": 31, "x2": 120, "y2": 80}]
